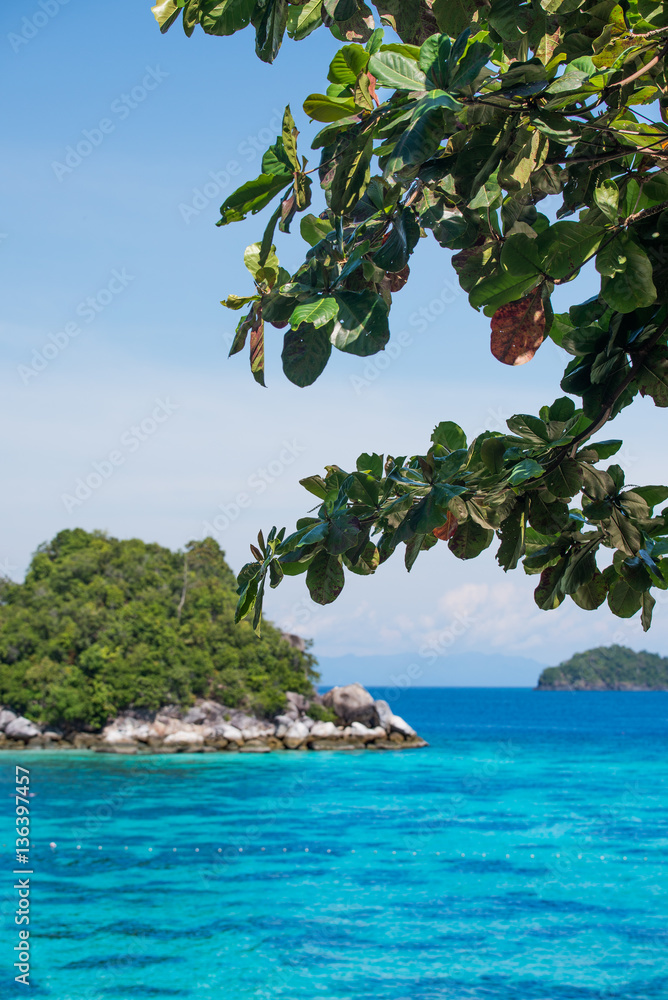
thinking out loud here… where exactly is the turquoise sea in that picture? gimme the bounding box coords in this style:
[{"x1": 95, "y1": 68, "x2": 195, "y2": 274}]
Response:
[{"x1": 1, "y1": 688, "x2": 667, "y2": 999}]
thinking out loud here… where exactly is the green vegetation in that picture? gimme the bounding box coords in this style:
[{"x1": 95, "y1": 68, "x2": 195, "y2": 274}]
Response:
[
  {"x1": 153, "y1": 0, "x2": 668, "y2": 634},
  {"x1": 0, "y1": 529, "x2": 318, "y2": 729},
  {"x1": 537, "y1": 644, "x2": 668, "y2": 689}
]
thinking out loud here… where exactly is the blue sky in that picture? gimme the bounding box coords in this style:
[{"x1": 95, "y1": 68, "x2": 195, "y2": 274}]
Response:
[{"x1": 2, "y1": 0, "x2": 667, "y2": 678}]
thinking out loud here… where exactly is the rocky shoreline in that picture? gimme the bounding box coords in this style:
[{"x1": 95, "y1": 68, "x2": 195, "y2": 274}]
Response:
[{"x1": 0, "y1": 683, "x2": 427, "y2": 754}]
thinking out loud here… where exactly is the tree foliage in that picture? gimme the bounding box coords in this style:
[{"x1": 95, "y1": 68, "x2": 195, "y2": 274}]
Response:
[
  {"x1": 153, "y1": 0, "x2": 668, "y2": 632},
  {"x1": 537, "y1": 643, "x2": 668, "y2": 688},
  {"x1": 0, "y1": 529, "x2": 317, "y2": 728}
]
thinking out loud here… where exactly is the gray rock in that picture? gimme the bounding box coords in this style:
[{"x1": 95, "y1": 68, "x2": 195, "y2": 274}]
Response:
[
  {"x1": 388, "y1": 713, "x2": 416, "y2": 738},
  {"x1": 374, "y1": 699, "x2": 393, "y2": 730},
  {"x1": 309, "y1": 721, "x2": 340, "y2": 739},
  {"x1": 282, "y1": 633, "x2": 306, "y2": 652},
  {"x1": 229, "y1": 711, "x2": 259, "y2": 731},
  {"x1": 164, "y1": 730, "x2": 204, "y2": 745},
  {"x1": 183, "y1": 706, "x2": 207, "y2": 724},
  {"x1": 214, "y1": 723, "x2": 243, "y2": 743},
  {"x1": 5, "y1": 716, "x2": 41, "y2": 740},
  {"x1": 240, "y1": 721, "x2": 276, "y2": 741},
  {"x1": 283, "y1": 720, "x2": 310, "y2": 748},
  {"x1": 286, "y1": 691, "x2": 309, "y2": 712},
  {"x1": 322, "y1": 683, "x2": 379, "y2": 727},
  {"x1": 274, "y1": 715, "x2": 294, "y2": 738},
  {"x1": 0, "y1": 709, "x2": 18, "y2": 732}
]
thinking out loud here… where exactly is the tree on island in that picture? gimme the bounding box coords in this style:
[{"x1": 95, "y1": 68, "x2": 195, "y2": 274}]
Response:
[
  {"x1": 0, "y1": 529, "x2": 317, "y2": 729},
  {"x1": 152, "y1": 0, "x2": 668, "y2": 634}
]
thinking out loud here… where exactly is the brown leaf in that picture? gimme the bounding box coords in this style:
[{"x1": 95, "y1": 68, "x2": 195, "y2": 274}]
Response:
[
  {"x1": 387, "y1": 264, "x2": 410, "y2": 292},
  {"x1": 490, "y1": 288, "x2": 546, "y2": 366},
  {"x1": 432, "y1": 512, "x2": 458, "y2": 541},
  {"x1": 250, "y1": 317, "x2": 266, "y2": 387}
]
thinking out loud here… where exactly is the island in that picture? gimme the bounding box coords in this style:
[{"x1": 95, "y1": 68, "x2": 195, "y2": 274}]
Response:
[
  {"x1": 0, "y1": 529, "x2": 425, "y2": 752},
  {"x1": 537, "y1": 645, "x2": 668, "y2": 691}
]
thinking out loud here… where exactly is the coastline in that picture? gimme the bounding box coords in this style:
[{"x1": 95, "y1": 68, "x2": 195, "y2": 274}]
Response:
[{"x1": 0, "y1": 682, "x2": 428, "y2": 754}]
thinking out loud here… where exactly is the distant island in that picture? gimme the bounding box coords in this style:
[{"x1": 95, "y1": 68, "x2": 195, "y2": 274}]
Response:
[
  {"x1": 0, "y1": 529, "x2": 424, "y2": 752},
  {"x1": 537, "y1": 645, "x2": 668, "y2": 691}
]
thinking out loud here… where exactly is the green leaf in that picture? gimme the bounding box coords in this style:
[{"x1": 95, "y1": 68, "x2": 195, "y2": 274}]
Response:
[
  {"x1": 598, "y1": 234, "x2": 657, "y2": 313},
  {"x1": 383, "y1": 108, "x2": 445, "y2": 178},
  {"x1": 290, "y1": 297, "x2": 340, "y2": 329},
  {"x1": 448, "y1": 520, "x2": 494, "y2": 560},
  {"x1": 328, "y1": 43, "x2": 369, "y2": 84},
  {"x1": 300, "y1": 213, "x2": 334, "y2": 247},
  {"x1": 282, "y1": 324, "x2": 332, "y2": 386},
  {"x1": 221, "y1": 293, "x2": 261, "y2": 311},
  {"x1": 303, "y1": 93, "x2": 358, "y2": 121},
  {"x1": 431, "y1": 421, "x2": 467, "y2": 452},
  {"x1": 218, "y1": 173, "x2": 290, "y2": 225},
  {"x1": 481, "y1": 436, "x2": 506, "y2": 474},
  {"x1": 331, "y1": 290, "x2": 390, "y2": 355},
  {"x1": 287, "y1": 0, "x2": 323, "y2": 39},
  {"x1": 631, "y1": 486, "x2": 668, "y2": 509},
  {"x1": 608, "y1": 508, "x2": 642, "y2": 556},
  {"x1": 593, "y1": 179, "x2": 619, "y2": 222},
  {"x1": 356, "y1": 452, "x2": 384, "y2": 477},
  {"x1": 571, "y1": 570, "x2": 607, "y2": 610},
  {"x1": 508, "y1": 459, "x2": 544, "y2": 486},
  {"x1": 306, "y1": 551, "x2": 345, "y2": 604},
  {"x1": 641, "y1": 591, "x2": 656, "y2": 631},
  {"x1": 636, "y1": 346, "x2": 668, "y2": 407},
  {"x1": 325, "y1": 132, "x2": 373, "y2": 214},
  {"x1": 255, "y1": 0, "x2": 289, "y2": 63},
  {"x1": 608, "y1": 577, "x2": 642, "y2": 618},
  {"x1": 543, "y1": 459, "x2": 582, "y2": 498},
  {"x1": 528, "y1": 494, "x2": 570, "y2": 534},
  {"x1": 535, "y1": 222, "x2": 604, "y2": 280},
  {"x1": 497, "y1": 504, "x2": 526, "y2": 571},
  {"x1": 244, "y1": 241, "x2": 279, "y2": 281},
  {"x1": 368, "y1": 50, "x2": 427, "y2": 90},
  {"x1": 534, "y1": 559, "x2": 566, "y2": 609},
  {"x1": 281, "y1": 105, "x2": 301, "y2": 171},
  {"x1": 561, "y1": 545, "x2": 597, "y2": 594},
  {"x1": 199, "y1": 0, "x2": 256, "y2": 35}
]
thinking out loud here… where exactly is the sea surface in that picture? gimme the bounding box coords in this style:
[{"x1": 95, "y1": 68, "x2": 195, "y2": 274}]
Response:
[{"x1": 1, "y1": 688, "x2": 667, "y2": 999}]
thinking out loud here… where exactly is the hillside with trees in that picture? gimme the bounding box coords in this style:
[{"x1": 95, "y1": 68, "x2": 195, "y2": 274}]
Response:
[
  {"x1": 0, "y1": 529, "x2": 317, "y2": 729},
  {"x1": 537, "y1": 644, "x2": 668, "y2": 690}
]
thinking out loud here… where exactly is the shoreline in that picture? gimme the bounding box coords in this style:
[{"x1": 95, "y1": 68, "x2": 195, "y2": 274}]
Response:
[{"x1": 0, "y1": 682, "x2": 428, "y2": 755}]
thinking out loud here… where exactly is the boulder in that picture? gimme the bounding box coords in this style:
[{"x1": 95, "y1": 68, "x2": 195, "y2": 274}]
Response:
[
  {"x1": 283, "y1": 720, "x2": 310, "y2": 748},
  {"x1": 374, "y1": 699, "x2": 393, "y2": 729},
  {"x1": 0, "y1": 709, "x2": 18, "y2": 732},
  {"x1": 240, "y1": 721, "x2": 276, "y2": 741},
  {"x1": 343, "y1": 722, "x2": 386, "y2": 743},
  {"x1": 286, "y1": 691, "x2": 309, "y2": 713},
  {"x1": 388, "y1": 713, "x2": 416, "y2": 738},
  {"x1": 282, "y1": 633, "x2": 306, "y2": 652},
  {"x1": 164, "y1": 730, "x2": 204, "y2": 745},
  {"x1": 183, "y1": 706, "x2": 207, "y2": 725},
  {"x1": 274, "y1": 715, "x2": 294, "y2": 738},
  {"x1": 228, "y1": 711, "x2": 258, "y2": 731},
  {"x1": 102, "y1": 718, "x2": 151, "y2": 744},
  {"x1": 309, "y1": 721, "x2": 340, "y2": 739},
  {"x1": 322, "y1": 683, "x2": 379, "y2": 727},
  {"x1": 213, "y1": 723, "x2": 243, "y2": 743},
  {"x1": 5, "y1": 716, "x2": 41, "y2": 741}
]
